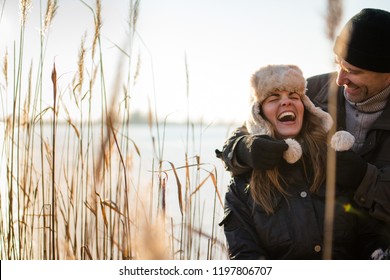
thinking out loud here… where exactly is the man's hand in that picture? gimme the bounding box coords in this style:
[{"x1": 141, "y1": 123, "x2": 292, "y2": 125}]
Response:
[{"x1": 336, "y1": 150, "x2": 368, "y2": 191}]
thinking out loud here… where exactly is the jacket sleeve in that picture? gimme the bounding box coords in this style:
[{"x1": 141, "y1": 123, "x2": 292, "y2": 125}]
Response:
[
  {"x1": 354, "y1": 164, "x2": 390, "y2": 223},
  {"x1": 215, "y1": 125, "x2": 252, "y2": 176},
  {"x1": 353, "y1": 199, "x2": 390, "y2": 259},
  {"x1": 219, "y1": 177, "x2": 268, "y2": 260}
]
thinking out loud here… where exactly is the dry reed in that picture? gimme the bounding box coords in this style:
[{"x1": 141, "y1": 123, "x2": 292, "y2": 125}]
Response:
[
  {"x1": 323, "y1": 0, "x2": 343, "y2": 260},
  {"x1": 2, "y1": 50, "x2": 7, "y2": 88},
  {"x1": 0, "y1": 0, "x2": 228, "y2": 260},
  {"x1": 19, "y1": 0, "x2": 32, "y2": 26}
]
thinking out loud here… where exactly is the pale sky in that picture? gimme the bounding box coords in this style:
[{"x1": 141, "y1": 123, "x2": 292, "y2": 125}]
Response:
[{"x1": 1, "y1": 0, "x2": 390, "y2": 124}]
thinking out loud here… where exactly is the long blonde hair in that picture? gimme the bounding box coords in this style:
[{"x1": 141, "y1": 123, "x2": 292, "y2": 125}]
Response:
[{"x1": 249, "y1": 108, "x2": 328, "y2": 214}]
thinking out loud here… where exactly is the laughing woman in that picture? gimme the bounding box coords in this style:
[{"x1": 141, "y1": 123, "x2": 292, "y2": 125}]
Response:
[{"x1": 218, "y1": 64, "x2": 390, "y2": 260}]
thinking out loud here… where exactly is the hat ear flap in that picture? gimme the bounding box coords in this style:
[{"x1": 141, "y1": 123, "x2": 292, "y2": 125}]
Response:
[
  {"x1": 246, "y1": 101, "x2": 273, "y2": 135},
  {"x1": 301, "y1": 95, "x2": 334, "y2": 132}
]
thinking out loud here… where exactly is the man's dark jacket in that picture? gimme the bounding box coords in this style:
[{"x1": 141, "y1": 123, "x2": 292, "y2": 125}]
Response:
[{"x1": 307, "y1": 73, "x2": 390, "y2": 223}]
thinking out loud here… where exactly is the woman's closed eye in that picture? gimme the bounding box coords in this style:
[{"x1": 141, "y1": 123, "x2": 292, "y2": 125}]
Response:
[{"x1": 289, "y1": 92, "x2": 301, "y2": 100}]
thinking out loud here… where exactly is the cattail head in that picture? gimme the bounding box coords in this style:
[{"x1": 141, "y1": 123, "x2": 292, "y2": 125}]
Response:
[
  {"x1": 2, "y1": 50, "x2": 8, "y2": 87},
  {"x1": 51, "y1": 62, "x2": 57, "y2": 108},
  {"x1": 76, "y1": 34, "x2": 86, "y2": 95},
  {"x1": 43, "y1": 0, "x2": 58, "y2": 34},
  {"x1": 92, "y1": 0, "x2": 102, "y2": 58},
  {"x1": 19, "y1": 0, "x2": 32, "y2": 26},
  {"x1": 130, "y1": 0, "x2": 140, "y2": 31},
  {"x1": 326, "y1": 0, "x2": 343, "y2": 41}
]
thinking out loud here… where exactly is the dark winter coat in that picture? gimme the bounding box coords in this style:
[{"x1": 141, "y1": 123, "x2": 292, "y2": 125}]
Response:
[{"x1": 220, "y1": 159, "x2": 390, "y2": 260}]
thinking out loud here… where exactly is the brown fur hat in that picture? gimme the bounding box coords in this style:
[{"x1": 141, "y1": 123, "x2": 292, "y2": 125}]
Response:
[
  {"x1": 251, "y1": 64, "x2": 306, "y2": 104},
  {"x1": 246, "y1": 64, "x2": 333, "y2": 137}
]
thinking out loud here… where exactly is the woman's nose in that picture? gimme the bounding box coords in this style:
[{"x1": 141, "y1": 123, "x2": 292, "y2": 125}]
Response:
[{"x1": 280, "y1": 97, "x2": 292, "y2": 106}]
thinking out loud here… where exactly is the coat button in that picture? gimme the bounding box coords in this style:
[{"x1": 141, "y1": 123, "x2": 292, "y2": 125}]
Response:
[
  {"x1": 314, "y1": 245, "x2": 321, "y2": 252},
  {"x1": 300, "y1": 191, "x2": 307, "y2": 198}
]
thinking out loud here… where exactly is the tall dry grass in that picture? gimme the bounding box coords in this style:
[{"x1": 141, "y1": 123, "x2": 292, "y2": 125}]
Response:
[
  {"x1": 323, "y1": 0, "x2": 343, "y2": 260},
  {"x1": 0, "y1": 0, "x2": 227, "y2": 260}
]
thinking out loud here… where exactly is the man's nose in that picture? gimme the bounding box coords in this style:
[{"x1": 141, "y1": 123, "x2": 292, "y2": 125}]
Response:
[{"x1": 336, "y1": 69, "x2": 349, "y2": 86}]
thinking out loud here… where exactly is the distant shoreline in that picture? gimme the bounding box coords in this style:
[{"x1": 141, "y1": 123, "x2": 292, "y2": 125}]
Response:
[{"x1": 0, "y1": 112, "x2": 240, "y2": 127}]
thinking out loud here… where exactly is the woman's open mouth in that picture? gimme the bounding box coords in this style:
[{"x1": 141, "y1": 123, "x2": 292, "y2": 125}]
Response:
[{"x1": 278, "y1": 111, "x2": 296, "y2": 122}]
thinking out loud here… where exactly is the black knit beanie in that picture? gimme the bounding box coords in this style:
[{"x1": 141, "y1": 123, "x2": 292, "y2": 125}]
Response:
[{"x1": 333, "y1": 8, "x2": 390, "y2": 73}]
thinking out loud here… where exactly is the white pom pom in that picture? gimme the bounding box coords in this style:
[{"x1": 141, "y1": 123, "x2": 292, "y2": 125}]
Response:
[
  {"x1": 283, "y1": 138, "x2": 302, "y2": 163},
  {"x1": 331, "y1": 131, "x2": 355, "y2": 151}
]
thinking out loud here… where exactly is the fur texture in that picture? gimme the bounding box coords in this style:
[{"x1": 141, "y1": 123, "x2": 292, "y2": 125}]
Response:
[
  {"x1": 283, "y1": 138, "x2": 303, "y2": 163},
  {"x1": 331, "y1": 130, "x2": 355, "y2": 151},
  {"x1": 250, "y1": 64, "x2": 306, "y2": 104}
]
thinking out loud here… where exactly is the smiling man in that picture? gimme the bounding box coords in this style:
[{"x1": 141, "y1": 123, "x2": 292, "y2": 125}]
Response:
[{"x1": 334, "y1": 56, "x2": 390, "y2": 104}]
